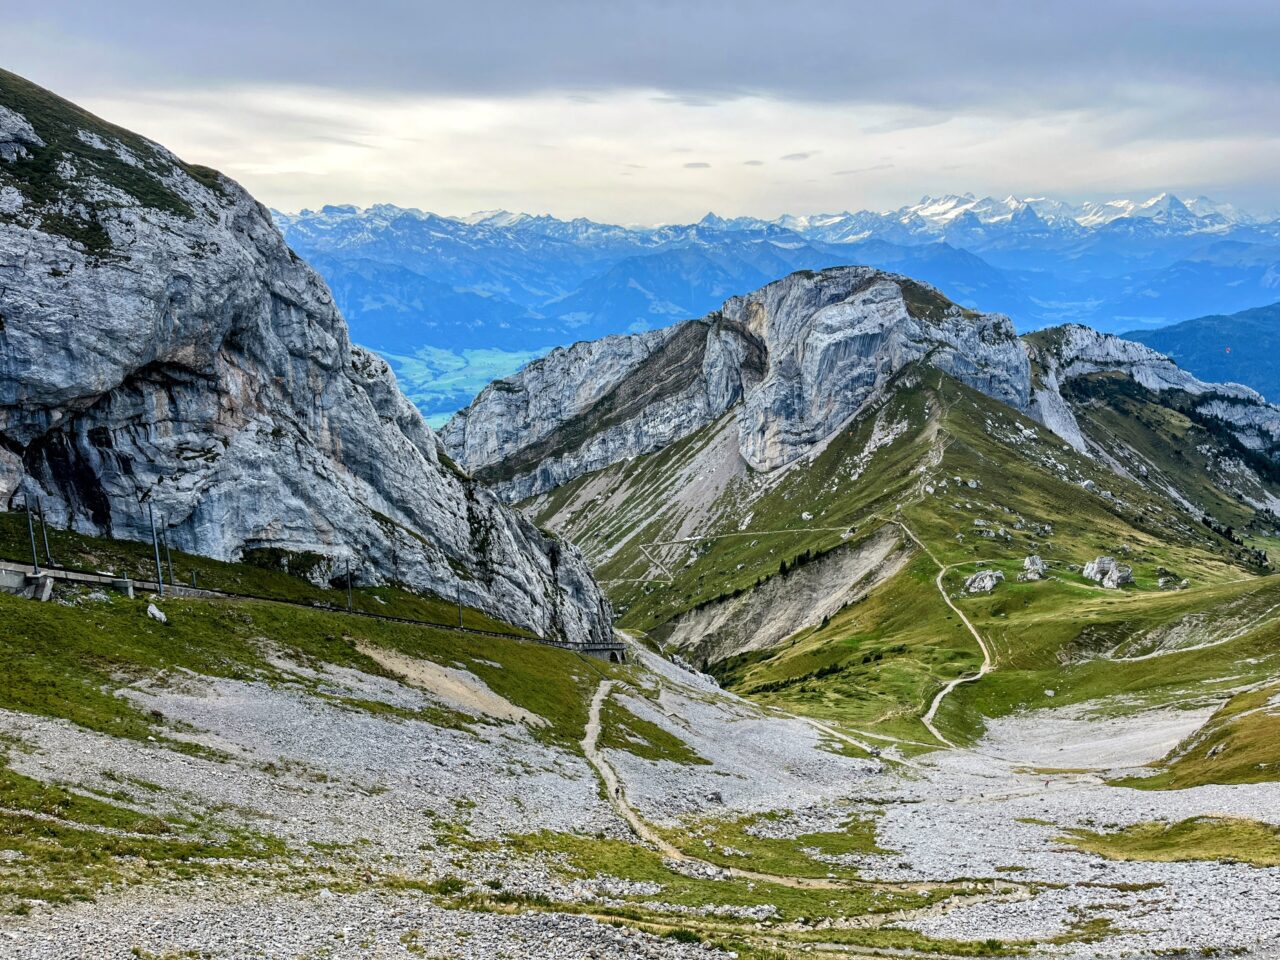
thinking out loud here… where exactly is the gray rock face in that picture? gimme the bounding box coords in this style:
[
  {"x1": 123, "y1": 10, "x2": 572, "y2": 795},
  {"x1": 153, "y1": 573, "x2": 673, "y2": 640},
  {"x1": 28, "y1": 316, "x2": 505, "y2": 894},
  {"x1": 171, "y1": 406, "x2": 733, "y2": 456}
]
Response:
[
  {"x1": 0, "y1": 103, "x2": 42, "y2": 163},
  {"x1": 0, "y1": 74, "x2": 611, "y2": 646},
  {"x1": 443, "y1": 315, "x2": 763, "y2": 501},
  {"x1": 964, "y1": 569, "x2": 1005, "y2": 594},
  {"x1": 726, "y1": 269, "x2": 1029, "y2": 471},
  {"x1": 446, "y1": 266, "x2": 1028, "y2": 497},
  {"x1": 1082, "y1": 556, "x2": 1133, "y2": 589},
  {"x1": 1026, "y1": 324, "x2": 1280, "y2": 454},
  {"x1": 1020, "y1": 555, "x2": 1046, "y2": 581}
]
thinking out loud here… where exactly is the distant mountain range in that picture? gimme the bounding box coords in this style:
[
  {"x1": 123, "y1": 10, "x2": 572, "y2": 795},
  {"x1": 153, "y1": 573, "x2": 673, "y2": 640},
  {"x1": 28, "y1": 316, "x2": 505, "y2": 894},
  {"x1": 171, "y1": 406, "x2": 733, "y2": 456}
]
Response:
[
  {"x1": 274, "y1": 194, "x2": 1280, "y2": 423},
  {"x1": 1126, "y1": 301, "x2": 1280, "y2": 402}
]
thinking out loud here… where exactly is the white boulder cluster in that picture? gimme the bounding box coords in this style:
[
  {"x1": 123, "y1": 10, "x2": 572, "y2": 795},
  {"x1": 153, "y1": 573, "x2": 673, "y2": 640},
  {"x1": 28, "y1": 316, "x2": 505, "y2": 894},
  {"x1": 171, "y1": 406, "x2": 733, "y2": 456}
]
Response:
[
  {"x1": 1083, "y1": 556, "x2": 1134, "y2": 589},
  {"x1": 1019, "y1": 555, "x2": 1047, "y2": 581},
  {"x1": 964, "y1": 569, "x2": 1005, "y2": 594}
]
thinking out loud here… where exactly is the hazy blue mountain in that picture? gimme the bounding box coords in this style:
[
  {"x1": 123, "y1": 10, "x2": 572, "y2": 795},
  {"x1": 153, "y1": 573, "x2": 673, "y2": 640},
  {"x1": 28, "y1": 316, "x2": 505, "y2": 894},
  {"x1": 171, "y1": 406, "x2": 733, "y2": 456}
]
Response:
[
  {"x1": 1125, "y1": 301, "x2": 1280, "y2": 401},
  {"x1": 275, "y1": 193, "x2": 1280, "y2": 423}
]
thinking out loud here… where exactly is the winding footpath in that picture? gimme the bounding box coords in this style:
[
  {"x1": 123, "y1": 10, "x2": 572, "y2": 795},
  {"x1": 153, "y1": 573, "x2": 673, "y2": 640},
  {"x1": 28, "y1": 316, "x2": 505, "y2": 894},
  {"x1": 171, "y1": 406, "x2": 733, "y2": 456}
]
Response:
[{"x1": 893, "y1": 521, "x2": 993, "y2": 748}]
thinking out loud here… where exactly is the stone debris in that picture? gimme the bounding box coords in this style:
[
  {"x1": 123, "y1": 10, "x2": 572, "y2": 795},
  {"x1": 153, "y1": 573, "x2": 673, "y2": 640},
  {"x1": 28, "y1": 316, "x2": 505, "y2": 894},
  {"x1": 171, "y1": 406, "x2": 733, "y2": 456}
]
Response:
[{"x1": 145, "y1": 603, "x2": 167, "y2": 624}]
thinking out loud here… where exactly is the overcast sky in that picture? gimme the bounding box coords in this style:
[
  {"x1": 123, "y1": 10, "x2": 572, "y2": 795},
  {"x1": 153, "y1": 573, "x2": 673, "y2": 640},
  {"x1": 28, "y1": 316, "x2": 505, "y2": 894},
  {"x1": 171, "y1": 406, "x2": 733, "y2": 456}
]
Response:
[{"x1": 3, "y1": 0, "x2": 1278, "y2": 223}]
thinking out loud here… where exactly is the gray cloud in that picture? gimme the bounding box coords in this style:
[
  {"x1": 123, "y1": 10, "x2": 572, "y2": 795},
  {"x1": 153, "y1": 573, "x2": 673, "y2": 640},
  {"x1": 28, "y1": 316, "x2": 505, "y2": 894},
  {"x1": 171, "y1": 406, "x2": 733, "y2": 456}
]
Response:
[
  {"x1": 2, "y1": 1, "x2": 1276, "y2": 218},
  {"x1": 780, "y1": 152, "x2": 815, "y2": 161},
  {"x1": 5, "y1": 0, "x2": 1278, "y2": 117},
  {"x1": 683, "y1": 162, "x2": 711, "y2": 169}
]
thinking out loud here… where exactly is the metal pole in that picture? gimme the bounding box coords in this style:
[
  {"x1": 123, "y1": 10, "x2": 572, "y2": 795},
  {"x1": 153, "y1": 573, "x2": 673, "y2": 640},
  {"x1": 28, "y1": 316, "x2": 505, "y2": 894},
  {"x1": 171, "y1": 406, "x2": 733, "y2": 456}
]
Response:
[
  {"x1": 25, "y1": 502, "x2": 40, "y2": 575},
  {"x1": 148, "y1": 502, "x2": 164, "y2": 597},
  {"x1": 345, "y1": 559, "x2": 353, "y2": 612},
  {"x1": 37, "y1": 498, "x2": 53, "y2": 567},
  {"x1": 162, "y1": 523, "x2": 175, "y2": 587}
]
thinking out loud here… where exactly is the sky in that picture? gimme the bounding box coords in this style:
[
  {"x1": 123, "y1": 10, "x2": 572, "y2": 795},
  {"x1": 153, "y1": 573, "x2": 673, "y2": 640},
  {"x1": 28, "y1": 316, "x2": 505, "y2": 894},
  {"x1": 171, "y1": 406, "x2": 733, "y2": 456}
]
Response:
[{"x1": 2, "y1": 0, "x2": 1279, "y2": 223}]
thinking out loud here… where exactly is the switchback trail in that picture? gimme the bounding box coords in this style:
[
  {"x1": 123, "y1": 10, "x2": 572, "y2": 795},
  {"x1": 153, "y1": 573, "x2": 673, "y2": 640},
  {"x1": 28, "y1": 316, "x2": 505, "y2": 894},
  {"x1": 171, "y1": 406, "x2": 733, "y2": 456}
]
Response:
[{"x1": 892, "y1": 521, "x2": 993, "y2": 748}]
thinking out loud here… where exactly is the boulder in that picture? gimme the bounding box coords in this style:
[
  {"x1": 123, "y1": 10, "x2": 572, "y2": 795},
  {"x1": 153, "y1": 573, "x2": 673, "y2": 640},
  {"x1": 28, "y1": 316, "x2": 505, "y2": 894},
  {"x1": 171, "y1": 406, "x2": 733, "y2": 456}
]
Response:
[
  {"x1": 964, "y1": 569, "x2": 1005, "y2": 594},
  {"x1": 146, "y1": 603, "x2": 168, "y2": 624},
  {"x1": 1020, "y1": 555, "x2": 1046, "y2": 581},
  {"x1": 1083, "y1": 556, "x2": 1133, "y2": 589}
]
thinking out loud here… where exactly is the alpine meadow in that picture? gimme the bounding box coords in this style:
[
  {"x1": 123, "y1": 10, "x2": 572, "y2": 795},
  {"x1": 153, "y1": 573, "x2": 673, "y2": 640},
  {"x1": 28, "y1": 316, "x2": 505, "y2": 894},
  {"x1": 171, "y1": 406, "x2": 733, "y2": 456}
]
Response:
[{"x1": 2, "y1": 4, "x2": 1280, "y2": 958}]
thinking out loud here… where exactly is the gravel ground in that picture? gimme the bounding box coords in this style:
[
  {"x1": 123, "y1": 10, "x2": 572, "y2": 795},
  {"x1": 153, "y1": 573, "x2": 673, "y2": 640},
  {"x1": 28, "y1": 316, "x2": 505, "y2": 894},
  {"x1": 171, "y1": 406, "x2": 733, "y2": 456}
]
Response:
[
  {"x1": 848, "y1": 705, "x2": 1280, "y2": 956},
  {"x1": 605, "y1": 651, "x2": 879, "y2": 824},
  {"x1": 0, "y1": 886, "x2": 733, "y2": 959},
  {"x1": 1, "y1": 644, "x2": 1279, "y2": 957}
]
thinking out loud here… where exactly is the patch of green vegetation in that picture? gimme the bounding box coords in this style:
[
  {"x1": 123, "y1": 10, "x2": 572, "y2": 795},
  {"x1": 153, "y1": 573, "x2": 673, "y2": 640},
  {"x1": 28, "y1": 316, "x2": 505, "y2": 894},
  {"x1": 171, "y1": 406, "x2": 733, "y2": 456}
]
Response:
[
  {"x1": 661, "y1": 809, "x2": 886, "y2": 879},
  {"x1": 1114, "y1": 682, "x2": 1280, "y2": 789},
  {"x1": 0, "y1": 68, "x2": 225, "y2": 252},
  {"x1": 900, "y1": 278, "x2": 978, "y2": 324},
  {"x1": 497, "y1": 830, "x2": 962, "y2": 924},
  {"x1": 0, "y1": 583, "x2": 608, "y2": 750},
  {"x1": 598, "y1": 695, "x2": 709, "y2": 765},
  {"x1": 0, "y1": 511, "x2": 532, "y2": 637},
  {"x1": 1062, "y1": 817, "x2": 1280, "y2": 868},
  {"x1": 0, "y1": 758, "x2": 287, "y2": 912}
]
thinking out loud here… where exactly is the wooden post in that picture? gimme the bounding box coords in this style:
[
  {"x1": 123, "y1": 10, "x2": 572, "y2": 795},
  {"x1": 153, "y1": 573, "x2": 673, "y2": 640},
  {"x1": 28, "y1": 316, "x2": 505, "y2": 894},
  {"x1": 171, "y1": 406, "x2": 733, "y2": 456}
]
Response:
[
  {"x1": 148, "y1": 503, "x2": 164, "y2": 597},
  {"x1": 162, "y1": 523, "x2": 175, "y2": 587},
  {"x1": 25, "y1": 502, "x2": 39, "y2": 575},
  {"x1": 37, "y1": 498, "x2": 53, "y2": 567}
]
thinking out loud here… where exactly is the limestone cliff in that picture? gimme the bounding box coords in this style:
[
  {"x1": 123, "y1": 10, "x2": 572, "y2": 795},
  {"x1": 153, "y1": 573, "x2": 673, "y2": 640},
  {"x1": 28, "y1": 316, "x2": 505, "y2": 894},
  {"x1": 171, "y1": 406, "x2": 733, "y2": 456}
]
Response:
[
  {"x1": 444, "y1": 266, "x2": 1029, "y2": 498},
  {"x1": 0, "y1": 69, "x2": 611, "y2": 645}
]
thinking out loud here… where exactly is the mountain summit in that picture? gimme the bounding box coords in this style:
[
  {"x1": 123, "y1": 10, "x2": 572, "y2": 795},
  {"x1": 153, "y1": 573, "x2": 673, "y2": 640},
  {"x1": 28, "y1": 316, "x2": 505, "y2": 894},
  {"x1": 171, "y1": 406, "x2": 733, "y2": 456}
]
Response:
[{"x1": 0, "y1": 68, "x2": 611, "y2": 645}]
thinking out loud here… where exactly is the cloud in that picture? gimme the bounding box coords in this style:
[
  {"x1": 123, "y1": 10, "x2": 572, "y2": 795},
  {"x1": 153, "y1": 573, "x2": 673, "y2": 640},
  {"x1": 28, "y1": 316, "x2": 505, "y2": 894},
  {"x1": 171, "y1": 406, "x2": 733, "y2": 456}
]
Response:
[
  {"x1": 3, "y1": 2, "x2": 1276, "y2": 219},
  {"x1": 780, "y1": 151, "x2": 816, "y2": 161},
  {"x1": 835, "y1": 163, "x2": 895, "y2": 176},
  {"x1": 683, "y1": 162, "x2": 711, "y2": 169}
]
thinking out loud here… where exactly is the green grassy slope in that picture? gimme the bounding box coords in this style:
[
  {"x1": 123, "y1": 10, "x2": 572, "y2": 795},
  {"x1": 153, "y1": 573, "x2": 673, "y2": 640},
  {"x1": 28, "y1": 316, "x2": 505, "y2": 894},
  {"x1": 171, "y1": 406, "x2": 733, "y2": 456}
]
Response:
[
  {"x1": 531, "y1": 367, "x2": 1280, "y2": 747},
  {"x1": 0, "y1": 513, "x2": 532, "y2": 637}
]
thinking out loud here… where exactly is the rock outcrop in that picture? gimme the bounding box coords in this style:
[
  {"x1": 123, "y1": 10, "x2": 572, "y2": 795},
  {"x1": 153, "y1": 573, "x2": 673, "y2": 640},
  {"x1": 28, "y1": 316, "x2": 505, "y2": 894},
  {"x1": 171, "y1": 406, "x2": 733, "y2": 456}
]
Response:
[
  {"x1": 445, "y1": 266, "x2": 1029, "y2": 498},
  {"x1": 1083, "y1": 556, "x2": 1133, "y2": 589},
  {"x1": 964, "y1": 569, "x2": 1005, "y2": 594},
  {"x1": 448, "y1": 278, "x2": 1280, "y2": 508},
  {"x1": 1020, "y1": 555, "x2": 1046, "y2": 581},
  {"x1": 0, "y1": 69, "x2": 611, "y2": 645},
  {"x1": 440, "y1": 317, "x2": 763, "y2": 501},
  {"x1": 1025, "y1": 325, "x2": 1280, "y2": 455}
]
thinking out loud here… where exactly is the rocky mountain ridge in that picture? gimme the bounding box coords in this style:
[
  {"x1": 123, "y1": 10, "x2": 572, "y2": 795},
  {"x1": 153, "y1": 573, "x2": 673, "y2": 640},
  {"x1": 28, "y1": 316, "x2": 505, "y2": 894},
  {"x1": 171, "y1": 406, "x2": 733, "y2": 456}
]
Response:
[
  {"x1": 278, "y1": 196, "x2": 1280, "y2": 426},
  {"x1": 444, "y1": 267, "x2": 1280, "y2": 503},
  {"x1": 0, "y1": 68, "x2": 611, "y2": 645}
]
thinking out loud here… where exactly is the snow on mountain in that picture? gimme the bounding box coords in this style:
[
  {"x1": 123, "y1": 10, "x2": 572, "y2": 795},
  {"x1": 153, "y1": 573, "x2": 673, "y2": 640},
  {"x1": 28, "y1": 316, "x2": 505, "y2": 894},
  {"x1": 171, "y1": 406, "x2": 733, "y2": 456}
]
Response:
[{"x1": 274, "y1": 193, "x2": 1280, "y2": 424}]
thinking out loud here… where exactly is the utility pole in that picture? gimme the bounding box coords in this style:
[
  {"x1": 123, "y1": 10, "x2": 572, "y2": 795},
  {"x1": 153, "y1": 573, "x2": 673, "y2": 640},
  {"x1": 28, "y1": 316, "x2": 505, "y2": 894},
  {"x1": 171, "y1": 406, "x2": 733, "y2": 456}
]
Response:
[
  {"x1": 345, "y1": 559, "x2": 353, "y2": 612},
  {"x1": 148, "y1": 502, "x2": 164, "y2": 597},
  {"x1": 36, "y1": 498, "x2": 52, "y2": 567},
  {"x1": 25, "y1": 501, "x2": 39, "y2": 575},
  {"x1": 162, "y1": 522, "x2": 175, "y2": 588}
]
